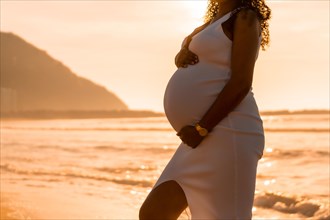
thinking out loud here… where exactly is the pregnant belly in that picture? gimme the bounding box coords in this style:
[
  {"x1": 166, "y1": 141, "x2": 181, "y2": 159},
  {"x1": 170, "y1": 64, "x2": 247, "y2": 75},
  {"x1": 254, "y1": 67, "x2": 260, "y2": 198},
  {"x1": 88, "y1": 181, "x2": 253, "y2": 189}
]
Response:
[{"x1": 164, "y1": 63, "x2": 230, "y2": 132}]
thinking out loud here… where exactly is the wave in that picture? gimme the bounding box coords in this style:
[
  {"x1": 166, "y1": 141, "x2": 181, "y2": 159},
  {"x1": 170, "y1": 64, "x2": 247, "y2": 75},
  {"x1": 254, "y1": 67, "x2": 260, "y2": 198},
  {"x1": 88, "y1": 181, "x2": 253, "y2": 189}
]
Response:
[
  {"x1": 3, "y1": 126, "x2": 329, "y2": 133},
  {"x1": 0, "y1": 163, "x2": 154, "y2": 187},
  {"x1": 254, "y1": 192, "x2": 329, "y2": 219},
  {"x1": 264, "y1": 148, "x2": 329, "y2": 159},
  {"x1": 95, "y1": 165, "x2": 158, "y2": 174},
  {"x1": 84, "y1": 145, "x2": 175, "y2": 154},
  {"x1": 1, "y1": 164, "x2": 329, "y2": 219},
  {"x1": 264, "y1": 128, "x2": 329, "y2": 133},
  {"x1": 1, "y1": 126, "x2": 174, "y2": 132},
  {"x1": 30, "y1": 143, "x2": 175, "y2": 152}
]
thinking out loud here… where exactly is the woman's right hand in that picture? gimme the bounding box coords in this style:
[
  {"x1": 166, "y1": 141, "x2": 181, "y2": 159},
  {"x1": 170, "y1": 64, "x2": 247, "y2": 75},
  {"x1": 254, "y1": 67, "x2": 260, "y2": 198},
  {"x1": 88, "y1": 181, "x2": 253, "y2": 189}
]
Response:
[{"x1": 175, "y1": 47, "x2": 199, "y2": 68}]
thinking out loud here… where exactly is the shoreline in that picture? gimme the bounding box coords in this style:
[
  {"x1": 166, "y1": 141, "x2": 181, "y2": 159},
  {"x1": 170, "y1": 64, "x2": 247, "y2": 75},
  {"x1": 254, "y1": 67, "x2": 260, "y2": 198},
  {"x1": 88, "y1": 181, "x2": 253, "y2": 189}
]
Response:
[
  {"x1": 0, "y1": 110, "x2": 165, "y2": 120},
  {"x1": 2, "y1": 187, "x2": 328, "y2": 220},
  {"x1": 0, "y1": 180, "x2": 138, "y2": 220},
  {"x1": 0, "y1": 192, "x2": 38, "y2": 220},
  {"x1": 1, "y1": 112, "x2": 329, "y2": 219},
  {"x1": 1, "y1": 109, "x2": 329, "y2": 120}
]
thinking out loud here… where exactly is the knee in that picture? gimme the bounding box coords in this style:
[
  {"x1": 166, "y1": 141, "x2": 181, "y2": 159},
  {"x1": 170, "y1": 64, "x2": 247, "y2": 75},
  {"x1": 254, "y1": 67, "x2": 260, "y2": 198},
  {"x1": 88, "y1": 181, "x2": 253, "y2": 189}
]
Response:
[{"x1": 139, "y1": 202, "x2": 157, "y2": 220}]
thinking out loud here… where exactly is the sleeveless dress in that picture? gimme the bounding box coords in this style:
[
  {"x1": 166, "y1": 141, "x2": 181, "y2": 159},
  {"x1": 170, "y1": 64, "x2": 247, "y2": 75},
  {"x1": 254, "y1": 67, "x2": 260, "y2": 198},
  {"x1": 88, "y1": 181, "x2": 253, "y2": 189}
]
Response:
[{"x1": 154, "y1": 9, "x2": 265, "y2": 219}]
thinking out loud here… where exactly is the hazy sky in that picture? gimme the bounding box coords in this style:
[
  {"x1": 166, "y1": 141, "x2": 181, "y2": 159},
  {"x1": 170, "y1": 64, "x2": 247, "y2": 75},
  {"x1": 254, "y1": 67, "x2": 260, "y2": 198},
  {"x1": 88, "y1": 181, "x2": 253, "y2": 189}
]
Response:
[{"x1": 1, "y1": 0, "x2": 329, "y2": 111}]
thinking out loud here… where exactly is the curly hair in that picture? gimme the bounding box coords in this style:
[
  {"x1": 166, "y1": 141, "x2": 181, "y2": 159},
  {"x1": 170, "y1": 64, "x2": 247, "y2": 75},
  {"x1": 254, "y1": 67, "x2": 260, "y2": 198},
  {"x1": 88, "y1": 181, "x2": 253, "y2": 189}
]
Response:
[{"x1": 204, "y1": 0, "x2": 271, "y2": 50}]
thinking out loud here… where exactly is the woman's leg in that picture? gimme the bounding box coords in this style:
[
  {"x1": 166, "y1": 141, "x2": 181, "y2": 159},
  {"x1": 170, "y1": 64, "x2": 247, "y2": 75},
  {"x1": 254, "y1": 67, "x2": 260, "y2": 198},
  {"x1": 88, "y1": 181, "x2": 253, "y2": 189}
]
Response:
[{"x1": 139, "y1": 180, "x2": 188, "y2": 220}]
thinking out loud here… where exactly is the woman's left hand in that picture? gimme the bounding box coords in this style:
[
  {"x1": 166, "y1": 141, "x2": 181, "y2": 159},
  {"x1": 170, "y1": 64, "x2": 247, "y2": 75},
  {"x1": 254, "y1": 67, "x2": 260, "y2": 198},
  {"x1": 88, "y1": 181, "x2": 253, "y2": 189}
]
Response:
[
  {"x1": 175, "y1": 48, "x2": 199, "y2": 68},
  {"x1": 177, "y1": 125, "x2": 204, "y2": 149}
]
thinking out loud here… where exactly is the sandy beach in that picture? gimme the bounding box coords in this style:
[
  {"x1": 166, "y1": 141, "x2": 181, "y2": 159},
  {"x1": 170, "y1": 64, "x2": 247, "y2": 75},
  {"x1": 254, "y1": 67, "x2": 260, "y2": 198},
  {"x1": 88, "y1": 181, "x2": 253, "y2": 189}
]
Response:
[
  {"x1": 1, "y1": 115, "x2": 329, "y2": 219},
  {"x1": 1, "y1": 178, "x2": 137, "y2": 220},
  {"x1": 2, "y1": 185, "x2": 328, "y2": 220}
]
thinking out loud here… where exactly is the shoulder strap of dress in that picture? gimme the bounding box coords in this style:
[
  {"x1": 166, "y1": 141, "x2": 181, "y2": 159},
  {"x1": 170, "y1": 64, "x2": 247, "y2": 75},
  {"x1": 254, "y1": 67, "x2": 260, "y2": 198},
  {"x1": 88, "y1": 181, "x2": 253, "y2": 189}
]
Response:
[
  {"x1": 228, "y1": 6, "x2": 251, "y2": 20},
  {"x1": 182, "y1": 6, "x2": 251, "y2": 49},
  {"x1": 183, "y1": 21, "x2": 211, "y2": 48}
]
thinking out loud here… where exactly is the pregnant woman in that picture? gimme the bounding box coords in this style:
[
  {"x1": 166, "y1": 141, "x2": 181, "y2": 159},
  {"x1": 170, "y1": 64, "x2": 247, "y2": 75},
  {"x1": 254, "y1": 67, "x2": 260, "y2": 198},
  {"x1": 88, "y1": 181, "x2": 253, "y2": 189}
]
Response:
[{"x1": 140, "y1": 0, "x2": 271, "y2": 219}]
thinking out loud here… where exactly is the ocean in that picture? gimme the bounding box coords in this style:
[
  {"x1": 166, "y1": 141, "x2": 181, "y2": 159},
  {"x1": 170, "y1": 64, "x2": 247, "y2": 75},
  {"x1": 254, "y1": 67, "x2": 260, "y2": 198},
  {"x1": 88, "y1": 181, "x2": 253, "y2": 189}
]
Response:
[{"x1": 1, "y1": 113, "x2": 329, "y2": 219}]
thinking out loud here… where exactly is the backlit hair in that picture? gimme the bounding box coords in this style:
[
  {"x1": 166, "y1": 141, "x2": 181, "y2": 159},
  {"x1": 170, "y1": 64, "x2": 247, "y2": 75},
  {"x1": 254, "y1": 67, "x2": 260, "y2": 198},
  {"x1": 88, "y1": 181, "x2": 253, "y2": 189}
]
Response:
[{"x1": 204, "y1": 0, "x2": 271, "y2": 50}]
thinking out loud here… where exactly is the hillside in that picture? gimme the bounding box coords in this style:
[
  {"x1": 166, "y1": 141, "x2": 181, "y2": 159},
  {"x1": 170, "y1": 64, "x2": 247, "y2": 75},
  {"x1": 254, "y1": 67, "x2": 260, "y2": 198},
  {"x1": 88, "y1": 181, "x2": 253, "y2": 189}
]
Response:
[{"x1": 0, "y1": 32, "x2": 128, "y2": 112}]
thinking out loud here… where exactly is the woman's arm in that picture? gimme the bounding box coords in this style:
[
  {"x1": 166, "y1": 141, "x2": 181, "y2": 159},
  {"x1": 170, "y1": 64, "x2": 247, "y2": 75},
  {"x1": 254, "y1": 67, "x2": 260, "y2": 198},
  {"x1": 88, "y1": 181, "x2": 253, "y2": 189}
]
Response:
[
  {"x1": 199, "y1": 9, "x2": 261, "y2": 131},
  {"x1": 178, "y1": 9, "x2": 261, "y2": 147}
]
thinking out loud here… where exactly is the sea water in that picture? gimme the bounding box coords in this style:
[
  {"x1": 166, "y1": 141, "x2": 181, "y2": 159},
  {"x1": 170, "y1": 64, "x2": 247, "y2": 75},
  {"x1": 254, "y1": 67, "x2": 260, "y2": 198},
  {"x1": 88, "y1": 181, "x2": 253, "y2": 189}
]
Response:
[{"x1": 1, "y1": 114, "x2": 329, "y2": 219}]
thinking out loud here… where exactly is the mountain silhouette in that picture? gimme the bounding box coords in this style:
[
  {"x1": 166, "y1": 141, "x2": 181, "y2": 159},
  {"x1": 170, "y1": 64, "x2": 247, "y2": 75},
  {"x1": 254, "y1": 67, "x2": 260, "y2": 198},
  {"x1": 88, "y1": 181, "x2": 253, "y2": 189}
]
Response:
[{"x1": 0, "y1": 32, "x2": 128, "y2": 112}]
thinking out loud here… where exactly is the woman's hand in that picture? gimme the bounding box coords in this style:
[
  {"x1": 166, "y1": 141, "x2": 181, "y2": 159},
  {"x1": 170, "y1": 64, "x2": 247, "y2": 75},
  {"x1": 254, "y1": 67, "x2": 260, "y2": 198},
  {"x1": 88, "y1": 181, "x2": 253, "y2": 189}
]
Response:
[
  {"x1": 177, "y1": 125, "x2": 204, "y2": 149},
  {"x1": 175, "y1": 47, "x2": 199, "y2": 68}
]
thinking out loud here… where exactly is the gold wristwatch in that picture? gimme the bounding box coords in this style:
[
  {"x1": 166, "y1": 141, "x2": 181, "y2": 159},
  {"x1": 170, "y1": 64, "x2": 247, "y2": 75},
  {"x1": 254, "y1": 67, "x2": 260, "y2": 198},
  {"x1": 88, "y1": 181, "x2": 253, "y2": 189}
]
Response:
[{"x1": 195, "y1": 123, "x2": 208, "y2": 137}]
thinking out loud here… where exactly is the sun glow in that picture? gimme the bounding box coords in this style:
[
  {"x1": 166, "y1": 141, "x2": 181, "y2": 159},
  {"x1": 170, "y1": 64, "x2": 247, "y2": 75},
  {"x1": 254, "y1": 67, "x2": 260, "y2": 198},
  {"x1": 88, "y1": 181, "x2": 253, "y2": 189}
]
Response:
[{"x1": 180, "y1": 0, "x2": 208, "y2": 21}]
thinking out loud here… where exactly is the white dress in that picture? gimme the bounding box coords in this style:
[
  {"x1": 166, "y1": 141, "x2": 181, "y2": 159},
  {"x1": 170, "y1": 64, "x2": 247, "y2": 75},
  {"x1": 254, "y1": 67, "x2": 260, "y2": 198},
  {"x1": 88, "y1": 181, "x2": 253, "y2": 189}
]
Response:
[{"x1": 154, "y1": 9, "x2": 265, "y2": 219}]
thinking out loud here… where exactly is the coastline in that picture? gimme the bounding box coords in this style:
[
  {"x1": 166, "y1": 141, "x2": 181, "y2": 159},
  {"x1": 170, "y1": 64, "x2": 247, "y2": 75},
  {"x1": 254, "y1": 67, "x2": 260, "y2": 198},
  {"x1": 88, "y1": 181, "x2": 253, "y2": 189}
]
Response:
[
  {"x1": 0, "y1": 180, "x2": 137, "y2": 220},
  {"x1": 1, "y1": 113, "x2": 329, "y2": 219},
  {"x1": 0, "y1": 192, "x2": 37, "y2": 220},
  {"x1": 1, "y1": 109, "x2": 329, "y2": 120},
  {"x1": 0, "y1": 109, "x2": 165, "y2": 120}
]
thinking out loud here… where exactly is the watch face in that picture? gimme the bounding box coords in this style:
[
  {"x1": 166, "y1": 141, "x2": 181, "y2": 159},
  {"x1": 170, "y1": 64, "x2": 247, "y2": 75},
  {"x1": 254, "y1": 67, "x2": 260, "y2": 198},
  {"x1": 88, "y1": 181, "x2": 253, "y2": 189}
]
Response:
[
  {"x1": 199, "y1": 128, "x2": 208, "y2": 136},
  {"x1": 195, "y1": 124, "x2": 208, "y2": 137}
]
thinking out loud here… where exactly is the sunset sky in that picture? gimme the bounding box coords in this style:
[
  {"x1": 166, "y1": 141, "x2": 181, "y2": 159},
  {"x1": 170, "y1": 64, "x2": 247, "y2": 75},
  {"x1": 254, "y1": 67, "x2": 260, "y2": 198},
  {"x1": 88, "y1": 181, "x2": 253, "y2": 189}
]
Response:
[{"x1": 1, "y1": 0, "x2": 329, "y2": 112}]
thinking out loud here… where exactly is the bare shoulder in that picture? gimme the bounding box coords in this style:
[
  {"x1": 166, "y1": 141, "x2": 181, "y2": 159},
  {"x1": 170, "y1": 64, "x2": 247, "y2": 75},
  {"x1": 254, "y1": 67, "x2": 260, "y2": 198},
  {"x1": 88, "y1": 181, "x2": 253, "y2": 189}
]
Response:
[
  {"x1": 234, "y1": 9, "x2": 259, "y2": 30},
  {"x1": 234, "y1": 8, "x2": 261, "y2": 35},
  {"x1": 236, "y1": 8, "x2": 259, "y2": 22}
]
